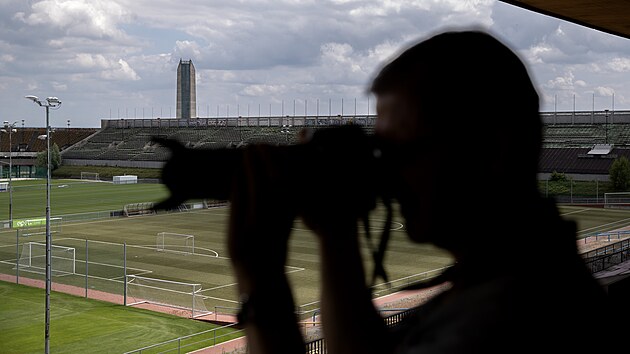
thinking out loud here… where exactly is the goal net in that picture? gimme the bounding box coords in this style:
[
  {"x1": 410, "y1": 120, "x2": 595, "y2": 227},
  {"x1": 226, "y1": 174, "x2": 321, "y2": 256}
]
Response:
[
  {"x1": 604, "y1": 192, "x2": 630, "y2": 208},
  {"x1": 17, "y1": 242, "x2": 76, "y2": 276},
  {"x1": 126, "y1": 275, "x2": 210, "y2": 318},
  {"x1": 123, "y1": 202, "x2": 155, "y2": 217},
  {"x1": 80, "y1": 172, "x2": 100, "y2": 181},
  {"x1": 156, "y1": 232, "x2": 195, "y2": 254}
]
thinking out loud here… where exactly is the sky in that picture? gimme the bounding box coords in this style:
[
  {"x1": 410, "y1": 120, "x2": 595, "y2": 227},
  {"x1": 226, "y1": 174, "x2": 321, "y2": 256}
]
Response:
[{"x1": 0, "y1": 0, "x2": 628, "y2": 128}]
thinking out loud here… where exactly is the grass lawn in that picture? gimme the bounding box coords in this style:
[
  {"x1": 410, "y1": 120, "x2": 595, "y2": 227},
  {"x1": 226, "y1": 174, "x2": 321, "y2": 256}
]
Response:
[
  {"x1": 0, "y1": 179, "x2": 168, "y2": 220},
  {"x1": 1, "y1": 178, "x2": 629, "y2": 354},
  {"x1": 0, "y1": 281, "x2": 241, "y2": 354}
]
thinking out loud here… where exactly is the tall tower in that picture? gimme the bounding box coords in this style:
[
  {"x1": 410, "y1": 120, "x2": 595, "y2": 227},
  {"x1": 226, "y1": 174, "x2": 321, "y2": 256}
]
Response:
[{"x1": 176, "y1": 59, "x2": 196, "y2": 119}]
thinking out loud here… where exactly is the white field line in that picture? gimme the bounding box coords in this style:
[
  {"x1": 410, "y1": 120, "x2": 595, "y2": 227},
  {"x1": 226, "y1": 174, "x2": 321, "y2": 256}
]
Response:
[
  {"x1": 560, "y1": 208, "x2": 591, "y2": 216},
  {"x1": 199, "y1": 265, "x2": 305, "y2": 294},
  {"x1": 577, "y1": 217, "x2": 630, "y2": 235}
]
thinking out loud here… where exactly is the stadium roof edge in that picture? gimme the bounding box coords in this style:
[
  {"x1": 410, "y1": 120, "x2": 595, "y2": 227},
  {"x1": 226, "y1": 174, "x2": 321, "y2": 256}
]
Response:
[{"x1": 499, "y1": 0, "x2": 630, "y2": 40}]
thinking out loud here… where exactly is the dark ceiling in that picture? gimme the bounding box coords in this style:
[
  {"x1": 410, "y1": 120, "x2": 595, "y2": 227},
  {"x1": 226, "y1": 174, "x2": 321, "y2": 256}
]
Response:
[{"x1": 500, "y1": 1, "x2": 630, "y2": 40}]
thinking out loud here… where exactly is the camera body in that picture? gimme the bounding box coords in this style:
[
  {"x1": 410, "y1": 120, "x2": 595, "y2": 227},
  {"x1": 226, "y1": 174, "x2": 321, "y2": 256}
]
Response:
[{"x1": 155, "y1": 124, "x2": 389, "y2": 216}]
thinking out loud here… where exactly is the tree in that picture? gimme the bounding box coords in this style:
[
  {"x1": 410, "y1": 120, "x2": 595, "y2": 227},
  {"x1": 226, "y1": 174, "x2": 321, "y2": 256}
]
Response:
[
  {"x1": 549, "y1": 170, "x2": 567, "y2": 182},
  {"x1": 609, "y1": 156, "x2": 630, "y2": 191},
  {"x1": 36, "y1": 143, "x2": 62, "y2": 171}
]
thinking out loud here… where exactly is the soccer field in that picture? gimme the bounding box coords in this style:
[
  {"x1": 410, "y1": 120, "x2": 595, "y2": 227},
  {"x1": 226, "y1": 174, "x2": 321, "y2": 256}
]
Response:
[
  {"x1": 2, "y1": 179, "x2": 630, "y2": 353},
  {"x1": 0, "y1": 203, "x2": 453, "y2": 317},
  {"x1": 0, "y1": 178, "x2": 453, "y2": 318}
]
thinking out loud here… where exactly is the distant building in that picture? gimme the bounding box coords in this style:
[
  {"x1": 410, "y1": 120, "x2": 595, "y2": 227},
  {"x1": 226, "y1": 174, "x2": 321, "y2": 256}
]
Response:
[{"x1": 176, "y1": 59, "x2": 196, "y2": 119}]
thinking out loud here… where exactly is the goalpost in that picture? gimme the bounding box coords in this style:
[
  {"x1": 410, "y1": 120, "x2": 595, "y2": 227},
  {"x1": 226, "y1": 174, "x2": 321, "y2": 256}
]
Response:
[
  {"x1": 604, "y1": 192, "x2": 630, "y2": 208},
  {"x1": 125, "y1": 275, "x2": 210, "y2": 318},
  {"x1": 156, "y1": 232, "x2": 195, "y2": 254},
  {"x1": 123, "y1": 202, "x2": 155, "y2": 217},
  {"x1": 80, "y1": 172, "x2": 100, "y2": 181},
  {"x1": 17, "y1": 242, "x2": 76, "y2": 276}
]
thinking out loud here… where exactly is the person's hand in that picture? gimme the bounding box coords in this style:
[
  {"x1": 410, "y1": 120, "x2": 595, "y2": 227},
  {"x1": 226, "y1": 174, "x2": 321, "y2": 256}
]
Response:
[{"x1": 296, "y1": 126, "x2": 379, "y2": 240}]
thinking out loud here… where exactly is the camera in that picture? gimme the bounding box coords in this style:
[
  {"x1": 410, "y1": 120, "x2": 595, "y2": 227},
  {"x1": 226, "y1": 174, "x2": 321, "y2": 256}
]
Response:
[
  {"x1": 153, "y1": 124, "x2": 395, "y2": 283},
  {"x1": 153, "y1": 124, "x2": 392, "y2": 214}
]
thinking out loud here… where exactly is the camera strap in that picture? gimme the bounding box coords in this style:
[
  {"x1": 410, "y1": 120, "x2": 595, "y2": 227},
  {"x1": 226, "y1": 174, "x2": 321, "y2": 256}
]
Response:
[{"x1": 365, "y1": 198, "x2": 393, "y2": 288}]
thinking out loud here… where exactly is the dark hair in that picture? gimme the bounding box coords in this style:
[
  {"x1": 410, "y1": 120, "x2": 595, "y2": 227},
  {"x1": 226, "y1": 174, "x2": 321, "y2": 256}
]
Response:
[{"x1": 371, "y1": 31, "x2": 541, "y2": 184}]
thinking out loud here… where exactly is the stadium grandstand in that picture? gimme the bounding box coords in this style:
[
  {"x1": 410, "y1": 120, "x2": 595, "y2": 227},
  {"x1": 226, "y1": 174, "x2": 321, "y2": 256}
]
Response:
[
  {"x1": 55, "y1": 110, "x2": 630, "y2": 181},
  {"x1": 61, "y1": 115, "x2": 376, "y2": 168},
  {"x1": 0, "y1": 127, "x2": 97, "y2": 178},
  {"x1": 540, "y1": 110, "x2": 630, "y2": 180}
]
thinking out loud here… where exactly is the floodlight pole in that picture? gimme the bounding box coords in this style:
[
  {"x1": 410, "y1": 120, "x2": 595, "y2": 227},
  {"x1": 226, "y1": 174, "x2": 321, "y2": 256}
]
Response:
[
  {"x1": 25, "y1": 95, "x2": 60, "y2": 354},
  {"x1": 44, "y1": 103, "x2": 52, "y2": 354},
  {"x1": 9, "y1": 127, "x2": 13, "y2": 225},
  {"x1": 3, "y1": 121, "x2": 17, "y2": 226},
  {"x1": 605, "y1": 109, "x2": 610, "y2": 144}
]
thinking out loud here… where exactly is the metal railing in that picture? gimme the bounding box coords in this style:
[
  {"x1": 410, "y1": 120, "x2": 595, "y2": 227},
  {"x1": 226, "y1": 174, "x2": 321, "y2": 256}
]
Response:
[
  {"x1": 582, "y1": 238, "x2": 630, "y2": 274},
  {"x1": 124, "y1": 323, "x2": 244, "y2": 354},
  {"x1": 305, "y1": 308, "x2": 418, "y2": 354}
]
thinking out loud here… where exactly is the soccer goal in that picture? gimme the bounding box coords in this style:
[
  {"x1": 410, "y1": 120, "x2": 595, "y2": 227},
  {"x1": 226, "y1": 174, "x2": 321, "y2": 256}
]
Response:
[
  {"x1": 156, "y1": 232, "x2": 195, "y2": 254},
  {"x1": 17, "y1": 242, "x2": 76, "y2": 276},
  {"x1": 123, "y1": 202, "x2": 155, "y2": 217},
  {"x1": 604, "y1": 192, "x2": 630, "y2": 208},
  {"x1": 125, "y1": 275, "x2": 210, "y2": 318},
  {"x1": 80, "y1": 172, "x2": 100, "y2": 181}
]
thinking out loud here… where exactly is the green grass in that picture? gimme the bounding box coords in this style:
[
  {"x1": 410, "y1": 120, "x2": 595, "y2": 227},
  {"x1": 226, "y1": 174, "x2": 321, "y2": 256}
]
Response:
[
  {"x1": 0, "y1": 204, "x2": 453, "y2": 315},
  {"x1": 0, "y1": 179, "x2": 168, "y2": 220},
  {"x1": 558, "y1": 204, "x2": 630, "y2": 236},
  {"x1": 0, "y1": 282, "x2": 241, "y2": 354},
  {"x1": 0, "y1": 180, "x2": 453, "y2": 353},
  {"x1": 2, "y1": 179, "x2": 630, "y2": 353}
]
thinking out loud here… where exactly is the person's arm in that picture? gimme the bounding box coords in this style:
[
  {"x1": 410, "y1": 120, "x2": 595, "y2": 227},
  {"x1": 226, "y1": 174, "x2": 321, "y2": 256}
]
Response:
[
  {"x1": 232, "y1": 271, "x2": 303, "y2": 354},
  {"x1": 227, "y1": 145, "x2": 305, "y2": 354},
  {"x1": 316, "y1": 222, "x2": 392, "y2": 354}
]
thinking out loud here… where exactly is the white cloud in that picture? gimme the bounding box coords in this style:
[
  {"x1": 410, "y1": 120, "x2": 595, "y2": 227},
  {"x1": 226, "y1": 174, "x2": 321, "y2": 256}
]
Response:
[
  {"x1": 173, "y1": 40, "x2": 203, "y2": 62},
  {"x1": 545, "y1": 71, "x2": 587, "y2": 91},
  {"x1": 242, "y1": 84, "x2": 288, "y2": 97},
  {"x1": 594, "y1": 86, "x2": 615, "y2": 97},
  {"x1": 52, "y1": 81, "x2": 68, "y2": 91},
  {"x1": 0, "y1": 0, "x2": 629, "y2": 126},
  {"x1": 100, "y1": 59, "x2": 141, "y2": 81},
  {"x1": 14, "y1": 0, "x2": 130, "y2": 39},
  {"x1": 608, "y1": 57, "x2": 630, "y2": 72},
  {"x1": 70, "y1": 53, "x2": 111, "y2": 69},
  {"x1": 0, "y1": 54, "x2": 15, "y2": 63}
]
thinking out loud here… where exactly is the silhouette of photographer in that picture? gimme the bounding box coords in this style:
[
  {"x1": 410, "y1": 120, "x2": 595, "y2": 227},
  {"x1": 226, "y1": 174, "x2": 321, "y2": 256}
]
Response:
[{"x1": 158, "y1": 29, "x2": 612, "y2": 354}]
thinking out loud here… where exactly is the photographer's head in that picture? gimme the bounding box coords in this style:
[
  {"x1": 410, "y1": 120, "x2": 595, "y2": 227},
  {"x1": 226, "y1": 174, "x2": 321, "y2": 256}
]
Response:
[{"x1": 371, "y1": 30, "x2": 542, "y2": 251}]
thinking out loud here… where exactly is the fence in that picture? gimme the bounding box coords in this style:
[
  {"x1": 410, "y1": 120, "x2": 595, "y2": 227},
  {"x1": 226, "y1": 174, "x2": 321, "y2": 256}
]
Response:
[
  {"x1": 123, "y1": 323, "x2": 244, "y2": 354},
  {"x1": 0, "y1": 199, "x2": 226, "y2": 230},
  {"x1": 581, "y1": 230, "x2": 630, "y2": 244},
  {"x1": 538, "y1": 179, "x2": 612, "y2": 204},
  {"x1": 0, "y1": 234, "x2": 238, "y2": 320},
  {"x1": 0, "y1": 236, "x2": 127, "y2": 304},
  {"x1": 304, "y1": 307, "x2": 419, "y2": 354},
  {"x1": 582, "y1": 238, "x2": 630, "y2": 274},
  {"x1": 296, "y1": 266, "x2": 450, "y2": 320}
]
